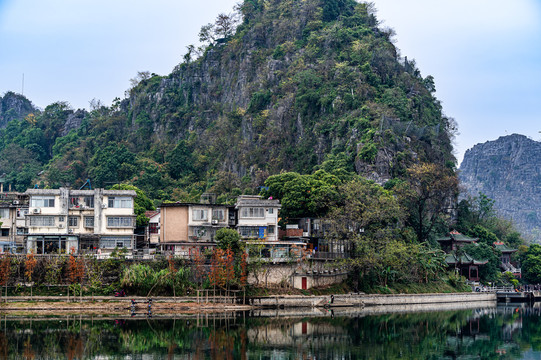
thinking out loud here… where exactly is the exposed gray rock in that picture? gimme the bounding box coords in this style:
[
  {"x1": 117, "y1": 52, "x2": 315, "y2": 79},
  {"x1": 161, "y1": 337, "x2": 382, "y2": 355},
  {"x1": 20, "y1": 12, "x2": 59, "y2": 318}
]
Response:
[
  {"x1": 0, "y1": 92, "x2": 36, "y2": 128},
  {"x1": 62, "y1": 109, "x2": 87, "y2": 136},
  {"x1": 459, "y1": 134, "x2": 541, "y2": 241}
]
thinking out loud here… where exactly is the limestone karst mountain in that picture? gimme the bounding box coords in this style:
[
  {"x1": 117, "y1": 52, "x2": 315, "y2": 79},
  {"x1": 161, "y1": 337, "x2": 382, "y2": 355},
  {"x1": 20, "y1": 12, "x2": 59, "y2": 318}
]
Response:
[
  {"x1": 460, "y1": 134, "x2": 541, "y2": 241},
  {"x1": 0, "y1": 0, "x2": 456, "y2": 200}
]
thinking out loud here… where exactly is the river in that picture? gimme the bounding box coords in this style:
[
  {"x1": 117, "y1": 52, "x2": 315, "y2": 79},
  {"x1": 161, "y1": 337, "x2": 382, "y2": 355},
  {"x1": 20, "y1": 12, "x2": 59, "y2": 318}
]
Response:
[{"x1": 1, "y1": 303, "x2": 540, "y2": 359}]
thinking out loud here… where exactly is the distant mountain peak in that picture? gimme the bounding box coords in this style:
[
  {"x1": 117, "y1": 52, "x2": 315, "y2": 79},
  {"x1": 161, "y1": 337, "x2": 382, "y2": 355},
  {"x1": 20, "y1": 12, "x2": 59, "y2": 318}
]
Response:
[{"x1": 460, "y1": 134, "x2": 541, "y2": 241}]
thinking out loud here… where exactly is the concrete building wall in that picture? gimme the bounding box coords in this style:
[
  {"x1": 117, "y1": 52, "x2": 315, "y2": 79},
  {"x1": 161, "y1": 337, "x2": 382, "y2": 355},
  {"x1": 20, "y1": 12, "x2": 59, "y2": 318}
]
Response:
[{"x1": 161, "y1": 206, "x2": 189, "y2": 242}]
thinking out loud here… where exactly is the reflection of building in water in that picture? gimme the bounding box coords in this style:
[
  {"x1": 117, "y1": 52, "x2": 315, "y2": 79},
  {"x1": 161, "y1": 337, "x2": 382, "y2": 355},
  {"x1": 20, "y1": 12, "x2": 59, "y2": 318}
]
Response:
[
  {"x1": 247, "y1": 321, "x2": 351, "y2": 348},
  {"x1": 445, "y1": 308, "x2": 523, "y2": 357}
]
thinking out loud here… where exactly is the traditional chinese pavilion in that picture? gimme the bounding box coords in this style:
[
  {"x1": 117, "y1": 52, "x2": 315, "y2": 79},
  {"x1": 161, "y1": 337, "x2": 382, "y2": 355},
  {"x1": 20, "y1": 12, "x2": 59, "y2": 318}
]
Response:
[
  {"x1": 437, "y1": 230, "x2": 487, "y2": 282},
  {"x1": 493, "y1": 241, "x2": 521, "y2": 278}
]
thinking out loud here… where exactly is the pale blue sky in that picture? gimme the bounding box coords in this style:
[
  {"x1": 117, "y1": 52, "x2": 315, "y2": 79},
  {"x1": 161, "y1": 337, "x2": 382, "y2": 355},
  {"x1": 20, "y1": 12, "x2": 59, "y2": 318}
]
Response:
[{"x1": 1, "y1": 0, "x2": 540, "y2": 164}]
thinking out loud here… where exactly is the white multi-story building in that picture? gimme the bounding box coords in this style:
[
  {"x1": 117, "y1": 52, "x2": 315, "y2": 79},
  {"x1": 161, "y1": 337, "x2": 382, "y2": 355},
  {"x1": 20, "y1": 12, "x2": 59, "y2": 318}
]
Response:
[
  {"x1": 235, "y1": 195, "x2": 281, "y2": 241},
  {"x1": 0, "y1": 192, "x2": 28, "y2": 252},
  {"x1": 25, "y1": 188, "x2": 136, "y2": 254}
]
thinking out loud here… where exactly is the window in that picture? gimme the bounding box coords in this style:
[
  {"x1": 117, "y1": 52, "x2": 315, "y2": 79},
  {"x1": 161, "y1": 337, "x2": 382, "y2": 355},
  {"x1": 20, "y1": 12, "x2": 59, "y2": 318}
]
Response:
[
  {"x1": 108, "y1": 197, "x2": 133, "y2": 208},
  {"x1": 212, "y1": 209, "x2": 224, "y2": 220},
  {"x1": 69, "y1": 196, "x2": 80, "y2": 208},
  {"x1": 16, "y1": 227, "x2": 28, "y2": 235},
  {"x1": 240, "y1": 207, "x2": 265, "y2": 218},
  {"x1": 16, "y1": 208, "x2": 28, "y2": 218},
  {"x1": 0, "y1": 208, "x2": 8, "y2": 219},
  {"x1": 268, "y1": 226, "x2": 275, "y2": 234},
  {"x1": 29, "y1": 216, "x2": 55, "y2": 227},
  {"x1": 84, "y1": 196, "x2": 94, "y2": 208},
  {"x1": 84, "y1": 216, "x2": 94, "y2": 228},
  {"x1": 239, "y1": 226, "x2": 260, "y2": 238},
  {"x1": 30, "y1": 196, "x2": 55, "y2": 208},
  {"x1": 68, "y1": 216, "x2": 79, "y2": 227},
  {"x1": 192, "y1": 209, "x2": 208, "y2": 221},
  {"x1": 100, "y1": 236, "x2": 132, "y2": 249},
  {"x1": 149, "y1": 223, "x2": 159, "y2": 234},
  {"x1": 107, "y1": 216, "x2": 133, "y2": 228},
  {"x1": 268, "y1": 208, "x2": 274, "y2": 214},
  {"x1": 1, "y1": 229, "x2": 8, "y2": 237},
  {"x1": 192, "y1": 227, "x2": 207, "y2": 238}
]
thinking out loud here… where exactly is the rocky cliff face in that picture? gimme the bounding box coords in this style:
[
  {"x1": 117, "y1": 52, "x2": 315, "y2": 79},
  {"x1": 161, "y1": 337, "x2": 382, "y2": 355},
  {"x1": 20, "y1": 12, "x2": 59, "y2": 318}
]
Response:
[
  {"x1": 460, "y1": 134, "x2": 541, "y2": 240},
  {"x1": 0, "y1": 92, "x2": 36, "y2": 128},
  {"x1": 124, "y1": 0, "x2": 455, "y2": 183}
]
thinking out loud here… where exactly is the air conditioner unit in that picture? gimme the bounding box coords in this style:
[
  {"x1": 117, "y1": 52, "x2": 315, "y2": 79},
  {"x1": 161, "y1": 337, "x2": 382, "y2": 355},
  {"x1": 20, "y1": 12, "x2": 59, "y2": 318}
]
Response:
[
  {"x1": 12, "y1": 200, "x2": 19, "y2": 205},
  {"x1": 32, "y1": 208, "x2": 40, "y2": 214},
  {"x1": 68, "y1": 229, "x2": 73, "y2": 234},
  {"x1": 211, "y1": 220, "x2": 218, "y2": 225},
  {"x1": 58, "y1": 224, "x2": 65, "y2": 228},
  {"x1": 101, "y1": 204, "x2": 106, "y2": 209}
]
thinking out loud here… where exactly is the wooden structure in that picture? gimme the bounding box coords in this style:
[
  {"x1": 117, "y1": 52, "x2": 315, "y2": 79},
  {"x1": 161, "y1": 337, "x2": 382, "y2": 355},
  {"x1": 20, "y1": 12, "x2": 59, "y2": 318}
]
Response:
[
  {"x1": 493, "y1": 241, "x2": 521, "y2": 278},
  {"x1": 437, "y1": 230, "x2": 487, "y2": 281}
]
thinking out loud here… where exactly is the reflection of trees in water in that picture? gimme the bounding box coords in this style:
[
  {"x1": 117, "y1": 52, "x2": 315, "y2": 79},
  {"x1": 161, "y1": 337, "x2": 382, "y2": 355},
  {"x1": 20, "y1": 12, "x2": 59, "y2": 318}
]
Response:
[
  {"x1": 23, "y1": 337, "x2": 35, "y2": 360},
  {"x1": 0, "y1": 309, "x2": 540, "y2": 358},
  {"x1": 66, "y1": 334, "x2": 84, "y2": 360},
  {"x1": 0, "y1": 332, "x2": 7, "y2": 360}
]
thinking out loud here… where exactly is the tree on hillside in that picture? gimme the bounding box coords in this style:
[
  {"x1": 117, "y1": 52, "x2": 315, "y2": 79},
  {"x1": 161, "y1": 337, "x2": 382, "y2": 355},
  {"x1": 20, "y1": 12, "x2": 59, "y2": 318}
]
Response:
[
  {"x1": 165, "y1": 140, "x2": 195, "y2": 180},
  {"x1": 325, "y1": 178, "x2": 405, "y2": 287},
  {"x1": 462, "y1": 243, "x2": 501, "y2": 283},
  {"x1": 199, "y1": 12, "x2": 239, "y2": 45},
  {"x1": 456, "y1": 193, "x2": 526, "y2": 248},
  {"x1": 261, "y1": 170, "x2": 343, "y2": 221},
  {"x1": 521, "y1": 244, "x2": 541, "y2": 284},
  {"x1": 395, "y1": 163, "x2": 458, "y2": 243},
  {"x1": 88, "y1": 143, "x2": 136, "y2": 187}
]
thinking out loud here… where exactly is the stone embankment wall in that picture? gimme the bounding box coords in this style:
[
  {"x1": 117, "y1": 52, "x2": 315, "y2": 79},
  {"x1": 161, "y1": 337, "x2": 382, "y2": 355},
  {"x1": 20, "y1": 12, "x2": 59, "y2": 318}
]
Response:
[
  {"x1": 250, "y1": 293, "x2": 496, "y2": 308},
  {"x1": 248, "y1": 262, "x2": 346, "y2": 289}
]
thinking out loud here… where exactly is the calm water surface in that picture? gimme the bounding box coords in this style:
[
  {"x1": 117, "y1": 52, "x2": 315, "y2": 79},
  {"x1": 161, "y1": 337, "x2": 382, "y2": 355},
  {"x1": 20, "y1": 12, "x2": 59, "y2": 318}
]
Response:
[{"x1": 1, "y1": 304, "x2": 540, "y2": 359}]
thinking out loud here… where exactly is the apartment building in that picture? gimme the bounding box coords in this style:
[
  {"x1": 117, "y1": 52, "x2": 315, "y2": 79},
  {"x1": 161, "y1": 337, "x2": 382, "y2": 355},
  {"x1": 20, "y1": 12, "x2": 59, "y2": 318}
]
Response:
[
  {"x1": 159, "y1": 194, "x2": 281, "y2": 257},
  {"x1": 235, "y1": 195, "x2": 281, "y2": 241},
  {"x1": 25, "y1": 188, "x2": 136, "y2": 254},
  {"x1": 0, "y1": 192, "x2": 28, "y2": 252},
  {"x1": 160, "y1": 202, "x2": 235, "y2": 257}
]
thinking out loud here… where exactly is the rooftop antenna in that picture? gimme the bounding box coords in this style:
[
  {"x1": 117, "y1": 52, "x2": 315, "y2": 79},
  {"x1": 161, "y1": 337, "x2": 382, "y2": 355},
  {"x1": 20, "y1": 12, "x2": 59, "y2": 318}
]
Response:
[{"x1": 79, "y1": 179, "x2": 92, "y2": 190}]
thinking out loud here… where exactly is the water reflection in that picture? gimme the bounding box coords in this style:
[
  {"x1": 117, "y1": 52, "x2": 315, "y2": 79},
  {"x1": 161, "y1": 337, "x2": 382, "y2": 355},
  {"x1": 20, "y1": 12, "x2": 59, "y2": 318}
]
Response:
[{"x1": 2, "y1": 304, "x2": 541, "y2": 359}]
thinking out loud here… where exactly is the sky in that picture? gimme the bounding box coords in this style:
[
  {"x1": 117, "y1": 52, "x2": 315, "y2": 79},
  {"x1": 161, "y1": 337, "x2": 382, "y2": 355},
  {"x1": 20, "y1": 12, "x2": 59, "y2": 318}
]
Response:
[{"x1": 1, "y1": 0, "x2": 540, "y2": 164}]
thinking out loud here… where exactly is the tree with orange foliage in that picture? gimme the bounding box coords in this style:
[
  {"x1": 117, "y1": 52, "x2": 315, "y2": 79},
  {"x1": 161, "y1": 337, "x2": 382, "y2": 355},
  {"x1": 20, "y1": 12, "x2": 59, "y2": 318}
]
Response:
[
  {"x1": 67, "y1": 251, "x2": 78, "y2": 284},
  {"x1": 67, "y1": 247, "x2": 85, "y2": 300},
  {"x1": 193, "y1": 247, "x2": 206, "y2": 286},
  {"x1": 223, "y1": 248, "x2": 235, "y2": 292},
  {"x1": 25, "y1": 251, "x2": 37, "y2": 298},
  {"x1": 167, "y1": 254, "x2": 178, "y2": 300},
  {"x1": 0, "y1": 254, "x2": 11, "y2": 302},
  {"x1": 209, "y1": 248, "x2": 225, "y2": 289},
  {"x1": 239, "y1": 252, "x2": 248, "y2": 288}
]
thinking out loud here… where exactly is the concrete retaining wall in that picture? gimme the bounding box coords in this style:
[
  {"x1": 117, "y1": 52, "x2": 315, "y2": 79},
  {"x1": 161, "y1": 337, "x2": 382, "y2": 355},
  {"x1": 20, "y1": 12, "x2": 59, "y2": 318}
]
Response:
[
  {"x1": 249, "y1": 292, "x2": 496, "y2": 308},
  {"x1": 360, "y1": 292, "x2": 496, "y2": 306}
]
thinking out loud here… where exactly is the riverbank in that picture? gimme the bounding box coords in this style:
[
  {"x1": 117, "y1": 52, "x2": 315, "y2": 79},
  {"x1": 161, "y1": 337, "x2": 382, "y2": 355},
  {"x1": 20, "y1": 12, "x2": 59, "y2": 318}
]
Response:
[{"x1": 0, "y1": 292, "x2": 495, "y2": 314}]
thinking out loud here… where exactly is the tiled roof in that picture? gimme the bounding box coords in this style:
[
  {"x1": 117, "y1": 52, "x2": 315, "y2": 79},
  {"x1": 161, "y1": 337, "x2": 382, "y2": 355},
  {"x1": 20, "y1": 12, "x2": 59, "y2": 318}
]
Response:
[
  {"x1": 145, "y1": 210, "x2": 160, "y2": 219},
  {"x1": 493, "y1": 242, "x2": 518, "y2": 253},
  {"x1": 437, "y1": 230, "x2": 478, "y2": 242},
  {"x1": 445, "y1": 252, "x2": 488, "y2": 265}
]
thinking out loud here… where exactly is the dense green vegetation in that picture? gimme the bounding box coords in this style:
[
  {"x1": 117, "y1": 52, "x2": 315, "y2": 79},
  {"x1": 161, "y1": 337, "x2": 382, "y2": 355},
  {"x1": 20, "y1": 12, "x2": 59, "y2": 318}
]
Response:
[
  {"x1": 0, "y1": 0, "x2": 455, "y2": 203},
  {"x1": 0, "y1": 0, "x2": 530, "y2": 290}
]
